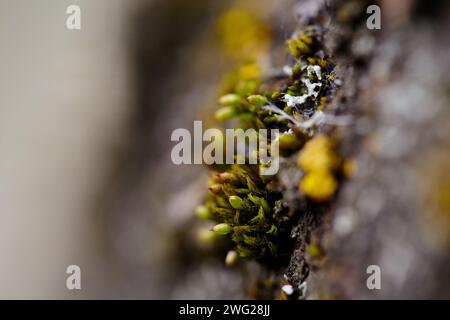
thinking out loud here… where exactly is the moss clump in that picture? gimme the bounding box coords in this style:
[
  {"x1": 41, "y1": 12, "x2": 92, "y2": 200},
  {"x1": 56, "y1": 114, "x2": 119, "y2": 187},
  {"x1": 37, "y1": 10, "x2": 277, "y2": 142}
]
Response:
[
  {"x1": 202, "y1": 165, "x2": 292, "y2": 259},
  {"x1": 198, "y1": 16, "x2": 339, "y2": 260},
  {"x1": 287, "y1": 32, "x2": 314, "y2": 58}
]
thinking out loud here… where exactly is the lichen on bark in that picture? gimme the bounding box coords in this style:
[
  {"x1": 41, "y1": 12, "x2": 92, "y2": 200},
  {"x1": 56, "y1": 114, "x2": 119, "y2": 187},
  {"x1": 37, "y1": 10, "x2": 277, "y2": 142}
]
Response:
[{"x1": 180, "y1": 0, "x2": 450, "y2": 299}]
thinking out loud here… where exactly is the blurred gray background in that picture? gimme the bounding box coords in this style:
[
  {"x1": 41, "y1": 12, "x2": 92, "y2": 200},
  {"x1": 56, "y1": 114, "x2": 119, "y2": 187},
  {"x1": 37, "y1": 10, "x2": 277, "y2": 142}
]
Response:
[{"x1": 0, "y1": 0, "x2": 217, "y2": 299}]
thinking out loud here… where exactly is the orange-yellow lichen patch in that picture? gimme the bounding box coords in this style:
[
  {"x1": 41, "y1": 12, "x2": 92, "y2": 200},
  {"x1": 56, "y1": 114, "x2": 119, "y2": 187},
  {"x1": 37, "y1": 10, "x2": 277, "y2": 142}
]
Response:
[
  {"x1": 342, "y1": 158, "x2": 358, "y2": 178},
  {"x1": 298, "y1": 135, "x2": 340, "y2": 172},
  {"x1": 297, "y1": 135, "x2": 340, "y2": 201},
  {"x1": 217, "y1": 8, "x2": 271, "y2": 61},
  {"x1": 299, "y1": 170, "x2": 338, "y2": 202}
]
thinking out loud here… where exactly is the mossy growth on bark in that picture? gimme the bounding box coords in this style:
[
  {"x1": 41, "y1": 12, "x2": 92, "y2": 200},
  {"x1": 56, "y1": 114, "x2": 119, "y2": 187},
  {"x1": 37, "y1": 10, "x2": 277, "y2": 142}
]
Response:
[{"x1": 197, "y1": 13, "x2": 342, "y2": 263}]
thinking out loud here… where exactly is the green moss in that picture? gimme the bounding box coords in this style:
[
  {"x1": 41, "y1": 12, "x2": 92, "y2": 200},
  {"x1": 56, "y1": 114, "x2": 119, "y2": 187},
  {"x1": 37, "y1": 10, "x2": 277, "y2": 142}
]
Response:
[
  {"x1": 198, "y1": 20, "x2": 338, "y2": 260},
  {"x1": 195, "y1": 205, "x2": 210, "y2": 220},
  {"x1": 212, "y1": 223, "x2": 233, "y2": 235},
  {"x1": 287, "y1": 33, "x2": 313, "y2": 58},
  {"x1": 203, "y1": 165, "x2": 292, "y2": 258}
]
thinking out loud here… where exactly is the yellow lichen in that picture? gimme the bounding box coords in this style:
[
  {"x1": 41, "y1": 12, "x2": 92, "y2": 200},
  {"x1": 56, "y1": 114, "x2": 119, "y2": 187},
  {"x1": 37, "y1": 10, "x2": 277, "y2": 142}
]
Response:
[
  {"x1": 237, "y1": 62, "x2": 261, "y2": 80},
  {"x1": 297, "y1": 135, "x2": 339, "y2": 172},
  {"x1": 342, "y1": 158, "x2": 358, "y2": 178},
  {"x1": 220, "y1": 63, "x2": 262, "y2": 96},
  {"x1": 299, "y1": 170, "x2": 338, "y2": 202},
  {"x1": 297, "y1": 135, "x2": 340, "y2": 201},
  {"x1": 217, "y1": 8, "x2": 271, "y2": 61}
]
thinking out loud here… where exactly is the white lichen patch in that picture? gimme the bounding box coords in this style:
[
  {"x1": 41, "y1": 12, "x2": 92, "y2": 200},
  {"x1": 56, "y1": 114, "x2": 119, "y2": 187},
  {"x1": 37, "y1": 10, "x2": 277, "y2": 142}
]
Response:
[
  {"x1": 283, "y1": 65, "x2": 322, "y2": 107},
  {"x1": 308, "y1": 65, "x2": 322, "y2": 80},
  {"x1": 283, "y1": 94, "x2": 308, "y2": 107},
  {"x1": 281, "y1": 284, "x2": 294, "y2": 295}
]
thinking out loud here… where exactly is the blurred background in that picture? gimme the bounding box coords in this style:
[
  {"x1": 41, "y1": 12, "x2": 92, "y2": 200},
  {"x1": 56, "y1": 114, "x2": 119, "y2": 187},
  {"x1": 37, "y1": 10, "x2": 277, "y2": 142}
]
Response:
[
  {"x1": 0, "y1": 0, "x2": 449, "y2": 299},
  {"x1": 0, "y1": 0, "x2": 260, "y2": 299}
]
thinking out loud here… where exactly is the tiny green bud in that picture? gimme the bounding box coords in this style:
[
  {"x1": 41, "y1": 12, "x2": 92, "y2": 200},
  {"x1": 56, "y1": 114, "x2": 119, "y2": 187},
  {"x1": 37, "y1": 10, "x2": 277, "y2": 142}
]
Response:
[
  {"x1": 271, "y1": 90, "x2": 282, "y2": 100},
  {"x1": 260, "y1": 199, "x2": 270, "y2": 214},
  {"x1": 215, "y1": 106, "x2": 237, "y2": 121},
  {"x1": 292, "y1": 64, "x2": 302, "y2": 77},
  {"x1": 250, "y1": 206, "x2": 265, "y2": 224},
  {"x1": 216, "y1": 196, "x2": 230, "y2": 208},
  {"x1": 278, "y1": 132, "x2": 302, "y2": 151},
  {"x1": 267, "y1": 224, "x2": 278, "y2": 234},
  {"x1": 197, "y1": 229, "x2": 217, "y2": 245},
  {"x1": 195, "y1": 205, "x2": 210, "y2": 220},
  {"x1": 247, "y1": 193, "x2": 261, "y2": 205},
  {"x1": 217, "y1": 172, "x2": 233, "y2": 182},
  {"x1": 229, "y1": 195, "x2": 244, "y2": 209},
  {"x1": 247, "y1": 94, "x2": 268, "y2": 107},
  {"x1": 208, "y1": 184, "x2": 222, "y2": 194},
  {"x1": 299, "y1": 33, "x2": 313, "y2": 45},
  {"x1": 238, "y1": 112, "x2": 255, "y2": 122},
  {"x1": 219, "y1": 93, "x2": 243, "y2": 106},
  {"x1": 246, "y1": 177, "x2": 258, "y2": 193},
  {"x1": 225, "y1": 250, "x2": 238, "y2": 267},
  {"x1": 212, "y1": 223, "x2": 232, "y2": 235},
  {"x1": 287, "y1": 37, "x2": 311, "y2": 58}
]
